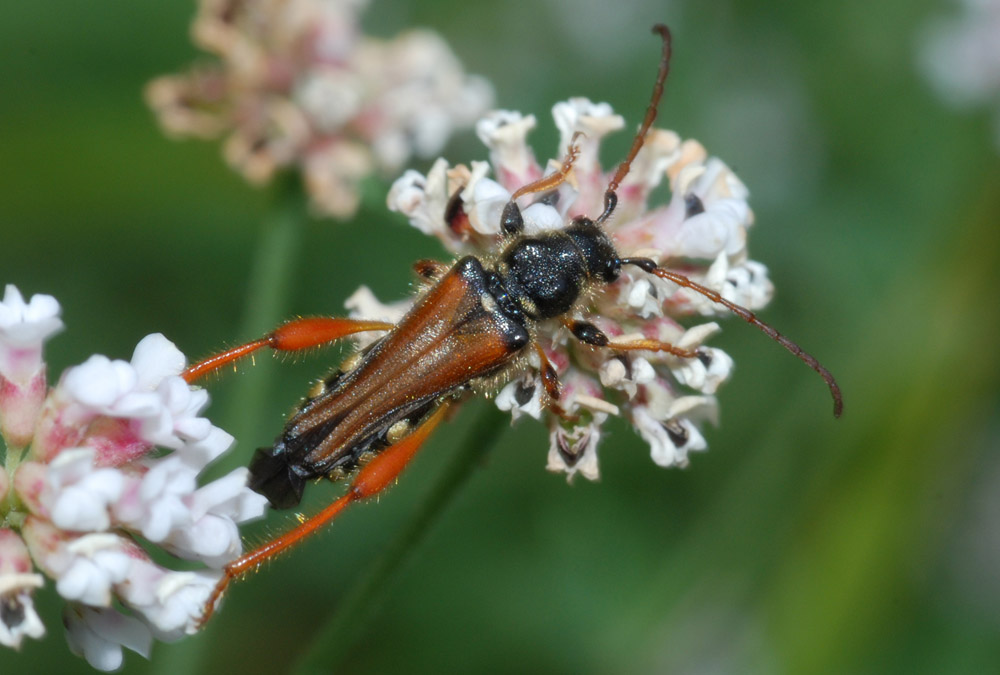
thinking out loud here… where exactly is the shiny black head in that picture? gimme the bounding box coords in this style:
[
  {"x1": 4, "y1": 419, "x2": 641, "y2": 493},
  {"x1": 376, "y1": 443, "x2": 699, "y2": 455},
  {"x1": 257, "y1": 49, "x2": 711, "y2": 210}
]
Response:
[
  {"x1": 565, "y1": 217, "x2": 621, "y2": 282},
  {"x1": 498, "y1": 218, "x2": 621, "y2": 320}
]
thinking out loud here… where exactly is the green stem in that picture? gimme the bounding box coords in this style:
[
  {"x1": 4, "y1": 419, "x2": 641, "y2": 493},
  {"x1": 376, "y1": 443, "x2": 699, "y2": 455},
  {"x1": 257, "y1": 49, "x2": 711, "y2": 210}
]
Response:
[
  {"x1": 155, "y1": 175, "x2": 306, "y2": 675},
  {"x1": 292, "y1": 403, "x2": 509, "y2": 675},
  {"x1": 219, "y1": 174, "x2": 307, "y2": 457}
]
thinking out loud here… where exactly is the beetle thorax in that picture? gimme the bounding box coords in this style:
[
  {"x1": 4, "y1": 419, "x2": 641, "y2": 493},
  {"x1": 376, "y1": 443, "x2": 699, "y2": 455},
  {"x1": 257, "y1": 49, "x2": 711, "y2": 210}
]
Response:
[{"x1": 497, "y1": 218, "x2": 621, "y2": 320}]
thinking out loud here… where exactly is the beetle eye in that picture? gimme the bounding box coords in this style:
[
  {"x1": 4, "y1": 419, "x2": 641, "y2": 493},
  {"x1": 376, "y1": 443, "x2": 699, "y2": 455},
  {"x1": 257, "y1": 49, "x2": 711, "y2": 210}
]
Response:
[{"x1": 603, "y1": 257, "x2": 621, "y2": 282}]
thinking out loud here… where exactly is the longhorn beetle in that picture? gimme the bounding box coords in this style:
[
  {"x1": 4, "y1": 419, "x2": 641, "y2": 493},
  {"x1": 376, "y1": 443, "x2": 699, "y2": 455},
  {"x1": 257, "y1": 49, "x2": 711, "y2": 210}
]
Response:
[{"x1": 183, "y1": 24, "x2": 842, "y2": 624}]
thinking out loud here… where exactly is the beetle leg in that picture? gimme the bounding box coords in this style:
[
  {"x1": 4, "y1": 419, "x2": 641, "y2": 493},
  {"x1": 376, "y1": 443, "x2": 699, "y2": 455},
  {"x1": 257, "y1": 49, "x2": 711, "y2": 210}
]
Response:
[
  {"x1": 565, "y1": 318, "x2": 699, "y2": 358},
  {"x1": 604, "y1": 337, "x2": 699, "y2": 359},
  {"x1": 509, "y1": 131, "x2": 582, "y2": 202},
  {"x1": 501, "y1": 131, "x2": 584, "y2": 235},
  {"x1": 412, "y1": 258, "x2": 449, "y2": 283},
  {"x1": 197, "y1": 401, "x2": 450, "y2": 628},
  {"x1": 564, "y1": 319, "x2": 610, "y2": 347},
  {"x1": 183, "y1": 317, "x2": 394, "y2": 383},
  {"x1": 532, "y1": 343, "x2": 578, "y2": 423},
  {"x1": 444, "y1": 186, "x2": 474, "y2": 239}
]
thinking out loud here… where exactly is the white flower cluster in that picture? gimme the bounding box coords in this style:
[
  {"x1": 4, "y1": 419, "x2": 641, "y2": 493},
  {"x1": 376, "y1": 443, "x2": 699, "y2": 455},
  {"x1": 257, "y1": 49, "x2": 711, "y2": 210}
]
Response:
[
  {"x1": 146, "y1": 0, "x2": 493, "y2": 217},
  {"x1": 0, "y1": 285, "x2": 267, "y2": 669},
  {"x1": 385, "y1": 99, "x2": 773, "y2": 481},
  {"x1": 920, "y1": 0, "x2": 1000, "y2": 147}
]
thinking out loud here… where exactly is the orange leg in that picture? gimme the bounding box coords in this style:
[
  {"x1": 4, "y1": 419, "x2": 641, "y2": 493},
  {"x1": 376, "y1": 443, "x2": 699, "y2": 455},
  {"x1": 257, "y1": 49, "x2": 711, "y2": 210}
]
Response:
[
  {"x1": 532, "y1": 343, "x2": 578, "y2": 423},
  {"x1": 564, "y1": 318, "x2": 698, "y2": 359},
  {"x1": 412, "y1": 259, "x2": 449, "y2": 283},
  {"x1": 605, "y1": 338, "x2": 698, "y2": 359},
  {"x1": 509, "y1": 131, "x2": 583, "y2": 202},
  {"x1": 198, "y1": 401, "x2": 450, "y2": 628},
  {"x1": 500, "y1": 132, "x2": 584, "y2": 235},
  {"x1": 183, "y1": 317, "x2": 394, "y2": 383}
]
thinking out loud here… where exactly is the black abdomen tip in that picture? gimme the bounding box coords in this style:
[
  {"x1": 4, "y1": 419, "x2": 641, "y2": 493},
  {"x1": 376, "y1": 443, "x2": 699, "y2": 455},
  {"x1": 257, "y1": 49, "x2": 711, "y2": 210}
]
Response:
[{"x1": 248, "y1": 447, "x2": 306, "y2": 510}]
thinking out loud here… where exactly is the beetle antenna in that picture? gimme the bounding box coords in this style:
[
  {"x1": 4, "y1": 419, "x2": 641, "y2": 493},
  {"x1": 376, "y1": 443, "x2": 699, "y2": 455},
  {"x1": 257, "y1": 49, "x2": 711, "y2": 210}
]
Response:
[
  {"x1": 596, "y1": 24, "x2": 672, "y2": 226},
  {"x1": 620, "y1": 257, "x2": 843, "y2": 418}
]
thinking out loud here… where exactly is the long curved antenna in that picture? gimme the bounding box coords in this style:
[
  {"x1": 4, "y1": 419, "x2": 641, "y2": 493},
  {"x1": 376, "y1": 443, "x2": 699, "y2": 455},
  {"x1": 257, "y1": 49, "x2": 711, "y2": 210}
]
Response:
[
  {"x1": 596, "y1": 24, "x2": 673, "y2": 226},
  {"x1": 621, "y1": 257, "x2": 843, "y2": 418}
]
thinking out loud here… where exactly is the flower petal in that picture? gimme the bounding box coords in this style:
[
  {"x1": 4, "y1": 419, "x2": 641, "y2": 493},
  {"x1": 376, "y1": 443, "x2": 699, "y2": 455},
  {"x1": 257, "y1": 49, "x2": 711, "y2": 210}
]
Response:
[{"x1": 64, "y1": 605, "x2": 152, "y2": 671}]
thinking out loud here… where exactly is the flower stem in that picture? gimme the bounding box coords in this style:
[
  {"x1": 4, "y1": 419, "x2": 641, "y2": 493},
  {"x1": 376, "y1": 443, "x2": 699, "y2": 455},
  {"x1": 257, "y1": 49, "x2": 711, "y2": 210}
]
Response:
[
  {"x1": 153, "y1": 175, "x2": 306, "y2": 675},
  {"x1": 218, "y1": 173, "x2": 307, "y2": 455},
  {"x1": 292, "y1": 403, "x2": 509, "y2": 675}
]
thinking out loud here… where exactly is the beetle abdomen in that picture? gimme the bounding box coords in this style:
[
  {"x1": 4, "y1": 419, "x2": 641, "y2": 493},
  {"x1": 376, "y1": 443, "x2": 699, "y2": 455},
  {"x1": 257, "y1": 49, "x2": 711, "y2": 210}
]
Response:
[{"x1": 248, "y1": 256, "x2": 530, "y2": 509}]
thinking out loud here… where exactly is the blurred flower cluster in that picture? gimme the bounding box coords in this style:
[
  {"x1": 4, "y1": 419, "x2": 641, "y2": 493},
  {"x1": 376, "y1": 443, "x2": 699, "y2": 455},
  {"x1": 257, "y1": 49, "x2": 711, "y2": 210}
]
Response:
[
  {"x1": 373, "y1": 98, "x2": 772, "y2": 481},
  {"x1": 920, "y1": 0, "x2": 1000, "y2": 147},
  {"x1": 146, "y1": 0, "x2": 492, "y2": 217},
  {"x1": 0, "y1": 285, "x2": 267, "y2": 669}
]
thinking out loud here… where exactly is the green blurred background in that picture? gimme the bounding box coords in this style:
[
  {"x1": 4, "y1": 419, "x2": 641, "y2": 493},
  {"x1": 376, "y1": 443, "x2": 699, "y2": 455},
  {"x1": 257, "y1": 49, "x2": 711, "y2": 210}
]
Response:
[{"x1": 2, "y1": 0, "x2": 999, "y2": 672}]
